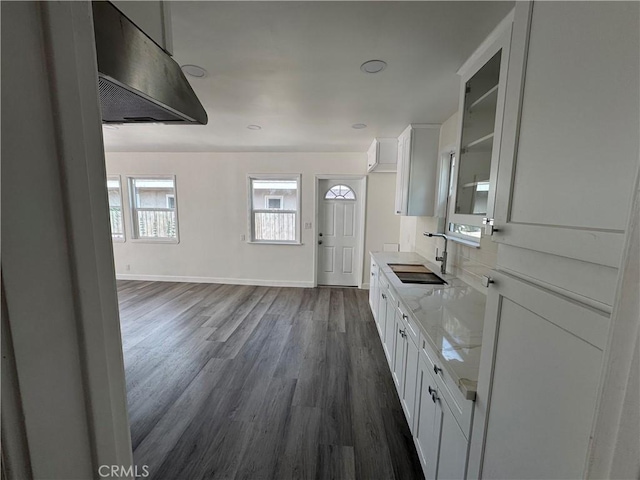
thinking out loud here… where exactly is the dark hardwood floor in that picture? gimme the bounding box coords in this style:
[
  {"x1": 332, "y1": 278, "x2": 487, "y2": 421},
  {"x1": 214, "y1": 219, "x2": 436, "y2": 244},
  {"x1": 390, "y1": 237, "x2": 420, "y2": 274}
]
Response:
[{"x1": 117, "y1": 281, "x2": 424, "y2": 480}]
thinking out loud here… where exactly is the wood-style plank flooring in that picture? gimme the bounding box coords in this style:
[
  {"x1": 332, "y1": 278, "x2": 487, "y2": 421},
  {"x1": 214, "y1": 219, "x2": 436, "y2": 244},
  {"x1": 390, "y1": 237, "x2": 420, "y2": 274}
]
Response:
[{"x1": 117, "y1": 281, "x2": 424, "y2": 480}]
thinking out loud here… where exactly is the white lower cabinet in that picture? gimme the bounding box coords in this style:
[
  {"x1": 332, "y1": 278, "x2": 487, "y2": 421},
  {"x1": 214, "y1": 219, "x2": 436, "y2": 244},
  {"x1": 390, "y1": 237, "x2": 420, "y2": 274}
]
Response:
[
  {"x1": 401, "y1": 331, "x2": 419, "y2": 430},
  {"x1": 369, "y1": 259, "x2": 379, "y2": 321},
  {"x1": 392, "y1": 310, "x2": 405, "y2": 390},
  {"x1": 382, "y1": 288, "x2": 397, "y2": 364},
  {"x1": 414, "y1": 358, "x2": 442, "y2": 479},
  {"x1": 369, "y1": 261, "x2": 473, "y2": 480},
  {"x1": 414, "y1": 354, "x2": 469, "y2": 480},
  {"x1": 438, "y1": 400, "x2": 469, "y2": 480}
]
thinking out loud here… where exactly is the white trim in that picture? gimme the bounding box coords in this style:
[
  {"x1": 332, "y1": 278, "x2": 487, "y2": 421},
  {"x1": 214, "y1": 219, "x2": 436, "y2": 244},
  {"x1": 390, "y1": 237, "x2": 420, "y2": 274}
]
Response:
[
  {"x1": 587, "y1": 143, "x2": 640, "y2": 478},
  {"x1": 115, "y1": 274, "x2": 314, "y2": 288},
  {"x1": 361, "y1": 282, "x2": 371, "y2": 290}
]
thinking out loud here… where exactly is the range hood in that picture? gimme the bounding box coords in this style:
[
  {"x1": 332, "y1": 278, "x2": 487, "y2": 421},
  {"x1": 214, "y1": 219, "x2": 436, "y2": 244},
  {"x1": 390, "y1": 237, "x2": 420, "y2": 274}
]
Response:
[{"x1": 92, "y1": 1, "x2": 208, "y2": 125}]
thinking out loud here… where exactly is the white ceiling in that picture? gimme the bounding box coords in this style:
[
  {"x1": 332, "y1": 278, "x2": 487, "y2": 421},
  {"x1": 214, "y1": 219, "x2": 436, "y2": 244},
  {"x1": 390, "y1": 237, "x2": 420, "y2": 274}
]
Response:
[{"x1": 103, "y1": 1, "x2": 513, "y2": 153}]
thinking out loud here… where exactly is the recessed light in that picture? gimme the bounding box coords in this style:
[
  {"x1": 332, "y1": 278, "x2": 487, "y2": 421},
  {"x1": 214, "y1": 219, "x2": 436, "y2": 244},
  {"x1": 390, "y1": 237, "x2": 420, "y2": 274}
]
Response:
[
  {"x1": 102, "y1": 124, "x2": 119, "y2": 130},
  {"x1": 352, "y1": 123, "x2": 367, "y2": 129},
  {"x1": 247, "y1": 124, "x2": 262, "y2": 130},
  {"x1": 360, "y1": 60, "x2": 387, "y2": 74},
  {"x1": 181, "y1": 64, "x2": 207, "y2": 78}
]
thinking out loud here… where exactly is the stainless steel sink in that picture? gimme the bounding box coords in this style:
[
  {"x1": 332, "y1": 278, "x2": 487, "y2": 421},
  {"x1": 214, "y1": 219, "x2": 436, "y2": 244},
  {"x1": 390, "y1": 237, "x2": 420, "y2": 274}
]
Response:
[
  {"x1": 388, "y1": 264, "x2": 447, "y2": 285},
  {"x1": 394, "y1": 272, "x2": 447, "y2": 285}
]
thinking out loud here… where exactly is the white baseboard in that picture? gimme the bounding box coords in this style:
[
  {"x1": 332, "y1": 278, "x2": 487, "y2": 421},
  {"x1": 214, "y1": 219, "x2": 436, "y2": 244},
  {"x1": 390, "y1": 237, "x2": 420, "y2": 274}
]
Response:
[
  {"x1": 361, "y1": 282, "x2": 370, "y2": 290},
  {"x1": 115, "y1": 273, "x2": 314, "y2": 288}
]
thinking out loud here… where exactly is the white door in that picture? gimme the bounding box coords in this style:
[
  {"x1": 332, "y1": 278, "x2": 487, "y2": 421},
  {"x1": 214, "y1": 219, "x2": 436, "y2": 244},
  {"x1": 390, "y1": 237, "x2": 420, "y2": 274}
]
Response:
[{"x1": 317, "y1": 179, "x2": 362, "y2": 286}]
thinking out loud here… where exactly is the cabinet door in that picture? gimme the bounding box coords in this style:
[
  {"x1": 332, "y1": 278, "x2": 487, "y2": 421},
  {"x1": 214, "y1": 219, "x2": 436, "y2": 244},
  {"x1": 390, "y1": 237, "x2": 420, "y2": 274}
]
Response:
[
  {"x1": 448, "y1": 23, "x2": 512, "y2": 230},
  {"x1": 401, "y1": 335, "x2": 420, "y2": 431},
  {"x1": 468, "y1": 270, "x2": 608, "y2": 479},
  {"x1": 492, "y1": 2, "x2": 639, "y2": 268},
  {"x1": 368, "y1": 260, "x2": 378, "y2": 318},
  {"x1": 437, "y1": 399, "x2": 468, "y2": 480},
  {"x1": 376, "y1": 287, "x2": 388, "y2": 340},
  {"x1": 392, "y1": 312, "x2": 406, "y2": 390},
  {"x1": 382, "y1": 294, "x2": 396, "y2": 365},
  {"x1": 394, "y1": 131, "x2": 409, "y2": 215},
  {"x1": 414, "y1": 360, "x2": 442, "y2": 479}
]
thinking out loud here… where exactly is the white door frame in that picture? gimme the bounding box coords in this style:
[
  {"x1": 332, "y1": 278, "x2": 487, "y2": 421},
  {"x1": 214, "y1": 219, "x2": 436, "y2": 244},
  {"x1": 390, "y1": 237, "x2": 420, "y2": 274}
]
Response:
[{"x1": 313, "y1": 175, "x2": 367, "y2": 288}]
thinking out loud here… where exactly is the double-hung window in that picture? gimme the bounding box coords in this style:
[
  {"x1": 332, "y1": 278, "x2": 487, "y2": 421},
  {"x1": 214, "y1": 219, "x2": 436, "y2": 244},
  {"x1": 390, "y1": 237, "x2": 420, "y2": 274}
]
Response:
[
  {"x1": 107, "y1": 176, "x2": 125, "y2": 241},
  {"x1": 249, "y1": 175, "x2": 301, "y2": 243},
  {"x1": 128, "y1": 176, "x2": 179, "y2": 242}
]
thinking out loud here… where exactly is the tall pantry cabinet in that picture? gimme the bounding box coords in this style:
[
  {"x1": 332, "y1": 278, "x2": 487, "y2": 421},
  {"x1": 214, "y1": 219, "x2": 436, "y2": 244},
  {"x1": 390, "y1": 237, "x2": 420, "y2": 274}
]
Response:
[{"x1": 468, "y1": 2, "x2": 640, "y2": 479}]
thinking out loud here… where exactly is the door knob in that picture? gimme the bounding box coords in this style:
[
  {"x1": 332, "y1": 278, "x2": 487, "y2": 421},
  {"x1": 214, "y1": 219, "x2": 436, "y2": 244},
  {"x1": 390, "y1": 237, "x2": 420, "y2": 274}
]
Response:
[
  {"x1": 433, "y1": 364, "x2": 443, "y2": 375},
  {"x1": 318, "y1": 240, "x2": 323, "y2": 245},
  {"x1": 319, "y1": 233, "x2": 323, "y2": 237}
]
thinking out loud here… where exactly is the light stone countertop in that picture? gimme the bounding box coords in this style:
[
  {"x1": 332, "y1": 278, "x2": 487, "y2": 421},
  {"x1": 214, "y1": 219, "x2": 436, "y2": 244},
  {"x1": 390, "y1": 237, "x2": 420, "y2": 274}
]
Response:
[{"x1": 371, "y1": 251, "x2": 486, "y2": 400}]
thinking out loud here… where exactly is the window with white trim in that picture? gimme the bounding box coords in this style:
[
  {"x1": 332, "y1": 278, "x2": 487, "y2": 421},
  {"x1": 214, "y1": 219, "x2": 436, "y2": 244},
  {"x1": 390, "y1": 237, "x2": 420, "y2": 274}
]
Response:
[
  {"x1": 107, "y1": 176, "x2": 125, "y2": 241},
  {"x1": 128, "y1": 176, "x2": 179, "y2": 241},
  {"x1": 249, "y1": 175, "x2": 300, "y2": 243}
]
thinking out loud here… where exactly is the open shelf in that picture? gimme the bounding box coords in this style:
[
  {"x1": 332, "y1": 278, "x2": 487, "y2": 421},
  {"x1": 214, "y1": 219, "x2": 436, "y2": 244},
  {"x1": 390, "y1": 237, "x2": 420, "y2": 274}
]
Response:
[
  {"x1": 462, "y1": 132, "x2": 494, "y2": 153},
  {"x1": 467, "y1": 84, "x2": 498, "y2": 113}
]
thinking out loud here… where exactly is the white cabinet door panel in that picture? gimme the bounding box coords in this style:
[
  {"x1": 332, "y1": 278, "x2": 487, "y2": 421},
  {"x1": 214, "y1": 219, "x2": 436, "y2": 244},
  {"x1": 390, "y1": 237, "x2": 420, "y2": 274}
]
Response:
[
  {"x1": 402, "y1": 335, "x2": 420, "y2": 431},
  {"x1": 470, "y1": 271, "x2": 607, "y2": 479},
  {"x1": 438, "y1": 399, "x2": 468, "y2": 480},
  {"x1": 414, "y1": 360, "x2": 442, "y2": 479},
  {"x1": 493, "y1": 1, "x2": 640, "y2": 267}
]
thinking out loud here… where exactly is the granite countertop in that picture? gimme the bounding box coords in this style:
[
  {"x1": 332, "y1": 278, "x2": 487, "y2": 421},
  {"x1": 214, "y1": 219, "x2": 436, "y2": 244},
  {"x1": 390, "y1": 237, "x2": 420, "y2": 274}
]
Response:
[{"x1": 371, "y1": 251, "x2": 486, "y2": 400}]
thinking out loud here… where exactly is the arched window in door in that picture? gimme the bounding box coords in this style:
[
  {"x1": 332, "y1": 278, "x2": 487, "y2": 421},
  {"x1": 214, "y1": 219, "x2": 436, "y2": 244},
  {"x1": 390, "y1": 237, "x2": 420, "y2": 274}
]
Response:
[{"x1": 325, "y1": 185, "x2": 356, "y2": 200}]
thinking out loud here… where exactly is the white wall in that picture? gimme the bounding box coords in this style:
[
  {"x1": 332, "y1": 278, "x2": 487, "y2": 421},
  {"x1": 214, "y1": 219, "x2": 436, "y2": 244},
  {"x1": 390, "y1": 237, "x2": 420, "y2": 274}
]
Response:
[
  {"x1": 398, "y1": 112, "x2": 498, "y2": 292},
  {"x1": 364, "y1": 172, "x2": 401, "y2": 282},
  {"x1": 107, "y1": 152, "x2": 399, "y2": 287}
]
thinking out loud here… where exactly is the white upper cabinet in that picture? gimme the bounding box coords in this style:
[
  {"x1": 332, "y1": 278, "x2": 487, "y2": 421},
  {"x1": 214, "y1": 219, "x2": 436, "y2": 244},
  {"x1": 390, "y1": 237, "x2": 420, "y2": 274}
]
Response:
[
  {"x1": 367, "y1": 138, "x2": 398, "y2": 173},
  {"x1": 491, "y1": 1, "x2": 639, "y2": 268},
  {"x1": 447, "y1": 15, "x2": 513, "y2": 234},
  {"x1": 395, "y1": 125, "x2": 441, "y2": 216}
]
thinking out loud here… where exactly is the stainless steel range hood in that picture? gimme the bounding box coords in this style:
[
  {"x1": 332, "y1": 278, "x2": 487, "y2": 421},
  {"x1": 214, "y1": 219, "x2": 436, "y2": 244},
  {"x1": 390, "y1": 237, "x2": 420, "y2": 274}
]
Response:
[{"x1": 92, "y1": 1, "x2": 208, "y2": 125}]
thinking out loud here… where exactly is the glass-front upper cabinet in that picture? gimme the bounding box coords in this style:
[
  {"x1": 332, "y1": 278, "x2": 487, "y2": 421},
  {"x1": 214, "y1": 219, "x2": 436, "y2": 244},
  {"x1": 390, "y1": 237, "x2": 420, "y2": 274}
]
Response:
[{"x1": 448, "y1": 17, "x2": 513, "y2": 242}]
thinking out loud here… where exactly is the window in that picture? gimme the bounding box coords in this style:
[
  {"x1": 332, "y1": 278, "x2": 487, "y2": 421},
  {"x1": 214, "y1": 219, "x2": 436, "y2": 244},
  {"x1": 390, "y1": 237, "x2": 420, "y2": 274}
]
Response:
[
  {"x1": 264, "y1": 195, "x2": 284, "y2": 210},
  {"x1": 324, "y1": 184, "x2": 356, "y2": 200},
  {"x1": 128, "y1": 176, "x2": 179, "y2": 241},
  {"x1": 107, "y1": 176, "x2": 125, "y2": 241},
  {"x1": 249, "y1": 175, "x2": 300, "y2": 243}
]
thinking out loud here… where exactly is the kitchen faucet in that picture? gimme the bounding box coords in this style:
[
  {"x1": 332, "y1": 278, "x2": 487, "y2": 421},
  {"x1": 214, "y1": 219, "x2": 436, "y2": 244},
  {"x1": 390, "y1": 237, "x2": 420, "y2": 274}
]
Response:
[{"x1": 423, "y1": 232, "x2": 449, "y2": 275}]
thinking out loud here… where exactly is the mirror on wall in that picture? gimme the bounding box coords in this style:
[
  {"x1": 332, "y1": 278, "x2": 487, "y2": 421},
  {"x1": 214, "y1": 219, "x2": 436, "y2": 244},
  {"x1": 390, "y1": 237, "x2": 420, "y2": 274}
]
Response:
[{"x1": 455, "y1": 51, "x2": 501, "y2": 216}]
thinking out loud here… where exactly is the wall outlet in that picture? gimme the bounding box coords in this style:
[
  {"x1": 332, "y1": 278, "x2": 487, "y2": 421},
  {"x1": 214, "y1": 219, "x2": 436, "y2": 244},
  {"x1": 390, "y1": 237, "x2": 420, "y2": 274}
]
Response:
[
  {"x1": 304, "y1": 222, "x2": 312, "y2": 230},
  {"x1": 240, "y1": 234, "x2": 246, "y2": 242}
]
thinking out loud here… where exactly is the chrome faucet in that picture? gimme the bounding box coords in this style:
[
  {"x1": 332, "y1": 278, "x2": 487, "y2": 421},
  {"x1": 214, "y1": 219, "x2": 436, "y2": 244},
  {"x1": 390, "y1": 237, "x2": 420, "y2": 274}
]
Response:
[{"x1": 423, "y1": 232, "x2": 449, "y2": 275}]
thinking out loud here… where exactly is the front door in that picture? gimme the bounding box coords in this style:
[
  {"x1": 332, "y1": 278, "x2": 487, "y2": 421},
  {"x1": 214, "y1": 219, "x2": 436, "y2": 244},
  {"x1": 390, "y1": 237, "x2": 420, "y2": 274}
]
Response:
[{"x1": 317, "y1": 179, "x2": 362, "y2": 286}]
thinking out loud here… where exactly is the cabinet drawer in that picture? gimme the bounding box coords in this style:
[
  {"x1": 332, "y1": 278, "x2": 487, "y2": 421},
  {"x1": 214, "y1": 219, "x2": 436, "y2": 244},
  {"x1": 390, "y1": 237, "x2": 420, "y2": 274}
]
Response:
[{"x1": 419, "y1": 332, "x2": 474, "y2": 438}]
